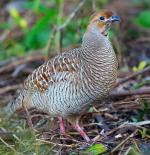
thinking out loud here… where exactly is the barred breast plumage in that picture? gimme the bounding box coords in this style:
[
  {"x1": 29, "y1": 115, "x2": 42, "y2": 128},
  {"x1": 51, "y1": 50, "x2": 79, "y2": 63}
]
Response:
[{"x1": 8, "y1": 10, "x2": 120, "y2": 142}]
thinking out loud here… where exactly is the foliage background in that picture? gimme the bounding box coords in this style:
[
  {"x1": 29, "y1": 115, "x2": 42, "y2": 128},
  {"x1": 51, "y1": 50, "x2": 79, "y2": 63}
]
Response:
[{"x1": 0, "y1": 0, "x2": 150, "y2": 154}]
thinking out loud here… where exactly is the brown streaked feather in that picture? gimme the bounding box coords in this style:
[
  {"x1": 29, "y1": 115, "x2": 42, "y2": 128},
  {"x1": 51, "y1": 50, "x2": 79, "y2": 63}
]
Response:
[{"x1": 24, "y1": 50, "x2": 80, "y2": 92}]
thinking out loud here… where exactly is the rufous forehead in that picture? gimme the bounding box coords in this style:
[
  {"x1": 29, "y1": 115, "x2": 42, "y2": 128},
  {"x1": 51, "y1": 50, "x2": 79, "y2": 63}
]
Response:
[{"x1": 90, "y1": 11, "x2": 113, "y2": 22}]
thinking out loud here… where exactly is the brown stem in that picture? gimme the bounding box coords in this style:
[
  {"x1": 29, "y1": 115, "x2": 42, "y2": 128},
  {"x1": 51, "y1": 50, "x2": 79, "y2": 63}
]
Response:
[
  {"x1": 92, "y1": 0, "x2": 96, "y2": 12},
  {"x1": 115, "y1": 66, "x2": 150, "y2": 87},
  {"x1": 0, "y1": 84, "x2": 22, "y2": 95},
  {"x1": 46, "y1": 0, "x2": 86, "y2": 56}
]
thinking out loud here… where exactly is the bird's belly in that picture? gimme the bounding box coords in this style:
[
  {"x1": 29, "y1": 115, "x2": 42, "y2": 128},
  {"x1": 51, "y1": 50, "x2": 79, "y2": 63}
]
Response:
[
  {"x1": 31, "y1": 63, "x2": 117, "y2": 116},
  {"x1": 31, "y1": 81, "x2": 93, "y2": 117}
]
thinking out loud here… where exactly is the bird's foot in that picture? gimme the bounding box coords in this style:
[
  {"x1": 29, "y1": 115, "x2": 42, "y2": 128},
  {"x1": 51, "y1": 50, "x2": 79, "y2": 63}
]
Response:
[
  {"x1": 58, "y1": 117, "x2": 66, "y2": 135},
  {"x1": 73, "y1": 124, "x2": 91, "y2": 143}
]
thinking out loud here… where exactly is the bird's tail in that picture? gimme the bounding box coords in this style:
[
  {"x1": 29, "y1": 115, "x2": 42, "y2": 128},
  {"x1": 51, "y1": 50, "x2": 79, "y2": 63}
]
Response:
[{"x1": 2, "y1": 89, "x2": 27, "y2": 117}]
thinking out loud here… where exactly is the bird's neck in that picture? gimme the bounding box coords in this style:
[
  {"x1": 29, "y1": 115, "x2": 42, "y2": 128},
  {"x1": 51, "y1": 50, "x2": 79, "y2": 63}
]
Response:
[
  {"x1": 80, "y1": 31, "x2": 118, "y2": 96},
  {"x1": 81, "y1": 32, "x2": 112, "y2": 58}
]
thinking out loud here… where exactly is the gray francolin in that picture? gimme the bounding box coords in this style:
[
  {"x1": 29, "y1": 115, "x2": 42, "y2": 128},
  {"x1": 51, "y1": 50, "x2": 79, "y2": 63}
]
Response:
[{"x1": 7, "y1": 10, "x2": 120, "y2": 142}]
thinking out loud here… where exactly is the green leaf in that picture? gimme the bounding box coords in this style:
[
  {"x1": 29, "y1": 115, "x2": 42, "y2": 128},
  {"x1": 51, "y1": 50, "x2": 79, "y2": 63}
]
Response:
[
  {"x1": 98, "y1": 0, "x2": 109, "y2": 5},
  {"x1": 138, "y1": 61, "x2": 147, "y2": 70},
  {"x1": 132, "y1": 61, "x2": 147, "y2": 72},
  {"x1": 131, "y1": 81, "x2": 146, "y2": 90},
  {"x1": 81, "y1": 143, "x2": 108, "y2": 155},
  {"x1": 139, "y1": 100, "x2": 148, "y2": 121},
  {"x1": 88, "y1": 107, "x2": 94, "y2": 113},
  {"x1": 10, "y1": 9, "x2": 27, "y2": 29},
  {"x1": 10, "y1": 8, "x2": 28, "y2": 29},
  {"x1": 24, "y1": 9, "x2": 57, "y2": 49},
  {"x1": 6, "y1": 43, "x2": 25, "y2": 57},
  {"x1": 24, "y1": 1, "x2": 53, "y2": 14},
  {"x1": 133, "y1": 11, "x2": 150, "y2": 28},
  {"x1": 108, "y1": 30, "x2": 115, "y2": 38},
  {"x1": 132, "y1": 66, "x2": 138, "y2": 72},
  {"x1": 131, "y1": 117, "x2": 138, "y2": 123},
  {"x1": 139, "y1": 128, "x2": 147, "y2": 138}
]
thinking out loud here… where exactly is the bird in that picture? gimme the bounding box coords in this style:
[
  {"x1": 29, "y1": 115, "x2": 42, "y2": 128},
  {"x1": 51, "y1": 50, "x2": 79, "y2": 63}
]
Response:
[{"x1": 7, "y1": 10, "x2": 120, "y2": 142}]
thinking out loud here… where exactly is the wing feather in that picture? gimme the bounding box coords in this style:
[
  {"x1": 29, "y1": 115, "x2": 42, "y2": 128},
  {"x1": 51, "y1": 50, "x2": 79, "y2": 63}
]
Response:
[{"x1": 24, "y1": 49, "x2": 81, "y2": 92}]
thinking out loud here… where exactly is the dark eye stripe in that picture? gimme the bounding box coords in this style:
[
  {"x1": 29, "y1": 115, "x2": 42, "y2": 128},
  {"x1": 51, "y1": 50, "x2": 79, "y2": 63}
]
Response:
[{"x1": 100, "y1": 16, "x2": 105, "y2": 20}]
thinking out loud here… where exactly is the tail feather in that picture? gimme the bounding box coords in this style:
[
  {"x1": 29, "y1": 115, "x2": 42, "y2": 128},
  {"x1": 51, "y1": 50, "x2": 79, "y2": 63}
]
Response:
[{"x1": 2, "y1": 89, "x2": 28, "y2": 117}]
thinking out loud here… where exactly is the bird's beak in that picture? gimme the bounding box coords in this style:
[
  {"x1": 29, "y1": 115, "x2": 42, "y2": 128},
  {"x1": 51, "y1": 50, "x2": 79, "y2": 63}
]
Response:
[{"x1": 111, "y1": 15, "x2": 121, "y2": 22}]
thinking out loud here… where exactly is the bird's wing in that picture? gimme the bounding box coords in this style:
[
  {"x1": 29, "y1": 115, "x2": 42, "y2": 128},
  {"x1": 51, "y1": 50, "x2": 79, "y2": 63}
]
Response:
[{"x1": 24, "y1": 49, "x2": 81, "y2": 92}]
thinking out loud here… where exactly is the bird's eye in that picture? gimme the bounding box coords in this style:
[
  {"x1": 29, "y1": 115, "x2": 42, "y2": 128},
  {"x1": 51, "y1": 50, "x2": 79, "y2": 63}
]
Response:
[{"x1": 99, "y1": 16, "x2": 105, "y2": 20}]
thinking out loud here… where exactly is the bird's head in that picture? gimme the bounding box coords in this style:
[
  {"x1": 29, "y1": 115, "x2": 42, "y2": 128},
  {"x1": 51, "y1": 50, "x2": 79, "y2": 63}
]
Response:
[{"x1": 87, "y1": 10, "x2": 121, "y2": 37}]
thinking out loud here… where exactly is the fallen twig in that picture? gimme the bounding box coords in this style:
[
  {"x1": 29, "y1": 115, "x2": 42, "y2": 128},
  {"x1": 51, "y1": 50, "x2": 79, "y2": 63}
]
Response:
[
  {"x1": 0, "y1": 137, "x2": 16, "y2": 152},
  {"x1": 0, "y1": 84, "x2": 22, "y2": 95},
  {"x1": 111, "y1": 87, "x2": 150, "y2": 97},
  {"x1": 0, "y1": 53, "x2": 46, "y2": 74},
  {"x1": 111, "y1": 129, "x2": 138, "y2": 153},
  {"x1": 115, "y1": 66, "x2": 150, "y2": 87},
  {"x1": 36, "y1": 139, "x2": 81, "y2": 148},
  {"x1": 120, "y1": 120, "x2": 150, "y2": 127}
]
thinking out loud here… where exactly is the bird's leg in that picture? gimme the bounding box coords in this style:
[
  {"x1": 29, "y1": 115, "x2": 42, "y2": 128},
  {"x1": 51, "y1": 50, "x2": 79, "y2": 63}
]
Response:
[
  {"x1": 73, "y1": 124, "x2": 90, "y2": 142},
  {"x1": 67, "y1": 115, "x2": 90, "y2": 142},
  {"x1": 22, "y1": 103, "x2": 37, "y2": 132},
  {"x1": 58, "y1": 117, "x2": 66, "y2": 135}
]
